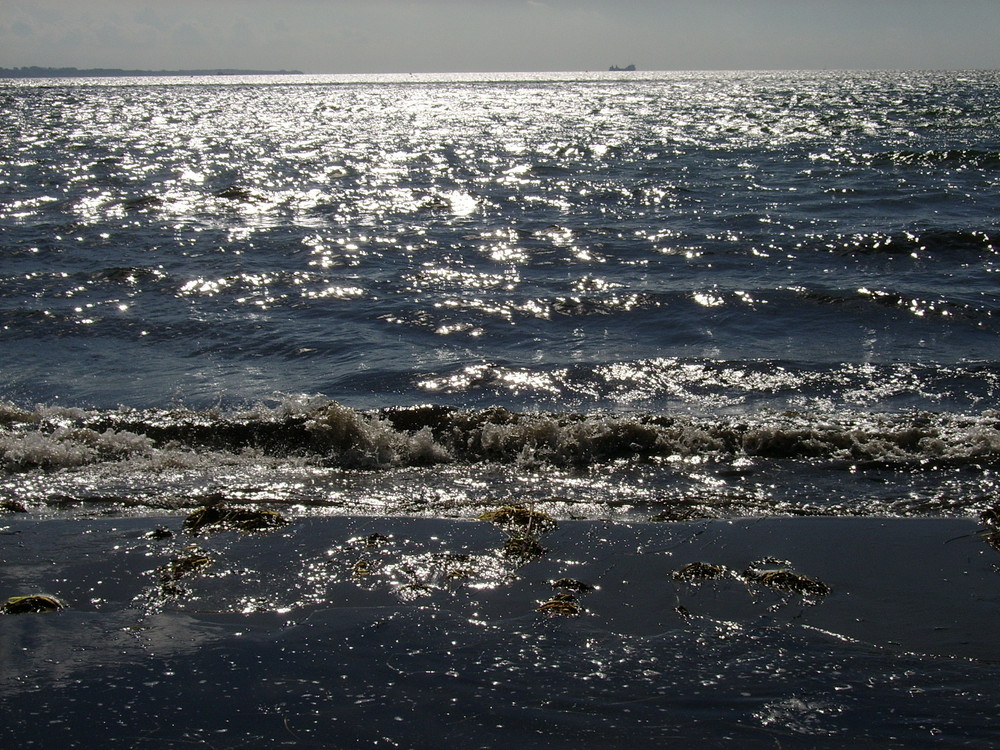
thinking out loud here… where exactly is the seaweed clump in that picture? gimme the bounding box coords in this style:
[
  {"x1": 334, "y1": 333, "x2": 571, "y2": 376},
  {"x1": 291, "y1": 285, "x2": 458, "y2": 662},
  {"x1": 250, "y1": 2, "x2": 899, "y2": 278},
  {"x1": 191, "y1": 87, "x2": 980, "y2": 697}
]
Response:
[
  {"x1": 537, "y1": 592, "x2": 582, "y2": 617},
  {"x1": 551, "y1": 577, "x2": 595, "y2": 593},
  {"x1": 978, "y1": 507, "x2": 1000, "y2": 552},
  {"x1": 745, "y1": 566, "x2": 831, "y2": 597},
  {"x1": 1, "y1": 594, "x2": 65, "y2": 614},
  {"x1": 480, "y1": 504, "x2": 556, "y2": 563},
  {"x1": 183, "y1": 505, "x2": 288, "y2": 534},
  {"x1": 351, "y1": 558, "x2": 375, "y2": 578},
  {"x1": 502, "y1": 534, "x2": 548, "y2": 561},
  {"x1": 651, "y1": 505, "x2": 719, "y2": 522},
  {"x1": 672, "y1": 557, "x2": 831, "y2": 598},
  {"x1": 355, "y1": 533, "x2": 391, "y2": 548},
  {"x1": 538, "y1": 577, "x2": 598, "y2": 617},
  {"x1": 672, "y1": 561, "x2": 731, "y2": 581},
  {"x1": 157, "y1": 550, "x2": 212, "y2": 583},
  {"x1": 478, "y1": 505, "x2": 557, "y2": 534}
]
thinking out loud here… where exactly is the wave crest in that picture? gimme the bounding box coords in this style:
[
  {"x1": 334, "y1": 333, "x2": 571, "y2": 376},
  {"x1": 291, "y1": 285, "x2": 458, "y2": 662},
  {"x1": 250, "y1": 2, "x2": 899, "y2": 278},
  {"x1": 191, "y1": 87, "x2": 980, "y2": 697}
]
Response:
[{"x1": 1, "y1": 398, "x2": 997, "y2": 473}]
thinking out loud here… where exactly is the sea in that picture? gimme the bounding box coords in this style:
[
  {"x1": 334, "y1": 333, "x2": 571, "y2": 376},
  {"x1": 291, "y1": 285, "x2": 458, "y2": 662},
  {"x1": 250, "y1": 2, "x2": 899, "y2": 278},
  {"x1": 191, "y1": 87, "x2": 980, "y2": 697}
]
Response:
[{"x1": 2, "y1": 70, "x2": 1000, "y2": 747}]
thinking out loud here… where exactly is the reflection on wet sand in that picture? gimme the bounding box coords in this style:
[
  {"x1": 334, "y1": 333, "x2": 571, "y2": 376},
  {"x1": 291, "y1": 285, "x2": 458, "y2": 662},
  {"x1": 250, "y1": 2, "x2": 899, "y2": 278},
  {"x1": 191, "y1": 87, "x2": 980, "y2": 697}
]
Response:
[{"x1": 2, "y1": 514, "x2": 1000, "y2": 746}]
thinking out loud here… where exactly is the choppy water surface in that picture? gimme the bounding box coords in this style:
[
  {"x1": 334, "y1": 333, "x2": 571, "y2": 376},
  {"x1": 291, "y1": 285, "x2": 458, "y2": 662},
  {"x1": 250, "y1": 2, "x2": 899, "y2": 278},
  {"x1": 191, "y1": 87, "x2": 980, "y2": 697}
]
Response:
[
  {"x1": 2, "y1": 69, "x2": 1000, "y2": 749},
  {"x1": 1, "y1": 69, "x2": 998, "y2": 519}
]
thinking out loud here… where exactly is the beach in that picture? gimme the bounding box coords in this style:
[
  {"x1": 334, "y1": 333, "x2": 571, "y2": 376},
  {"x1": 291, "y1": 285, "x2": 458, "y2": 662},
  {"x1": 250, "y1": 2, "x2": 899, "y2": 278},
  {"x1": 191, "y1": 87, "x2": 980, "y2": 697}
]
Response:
[{"x1": 3, "y1": 511, "x2": 999, "y2": 747}]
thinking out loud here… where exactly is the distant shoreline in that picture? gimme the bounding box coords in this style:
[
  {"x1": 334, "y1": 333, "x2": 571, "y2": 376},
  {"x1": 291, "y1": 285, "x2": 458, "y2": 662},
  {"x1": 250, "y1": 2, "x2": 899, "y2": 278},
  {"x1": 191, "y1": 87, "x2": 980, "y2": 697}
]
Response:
[{"x1": 0, "y1": 66, "x2": 304, "y2": 79}]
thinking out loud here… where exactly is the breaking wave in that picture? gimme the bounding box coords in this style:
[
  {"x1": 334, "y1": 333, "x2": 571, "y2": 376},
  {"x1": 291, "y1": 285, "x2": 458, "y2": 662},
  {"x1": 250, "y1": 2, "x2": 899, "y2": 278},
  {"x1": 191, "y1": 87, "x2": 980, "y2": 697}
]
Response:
[{"x1": 2, "y1": 397, "x2": 997, "y2": 473}]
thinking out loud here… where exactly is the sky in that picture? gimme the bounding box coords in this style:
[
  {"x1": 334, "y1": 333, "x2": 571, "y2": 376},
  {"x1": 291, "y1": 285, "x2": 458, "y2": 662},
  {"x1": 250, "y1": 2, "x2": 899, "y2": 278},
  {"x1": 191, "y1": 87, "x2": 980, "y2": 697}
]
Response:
[{"x1": 1, "y1": 0, "x2": 998, "y2": 73}]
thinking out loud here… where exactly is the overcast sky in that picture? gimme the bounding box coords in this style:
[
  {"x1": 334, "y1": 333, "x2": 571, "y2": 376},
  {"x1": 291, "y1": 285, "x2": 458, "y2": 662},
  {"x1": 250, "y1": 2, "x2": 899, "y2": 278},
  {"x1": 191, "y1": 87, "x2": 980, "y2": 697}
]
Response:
[{"x1": 2, "y1": 0, "x2": 998, "y2": 73}]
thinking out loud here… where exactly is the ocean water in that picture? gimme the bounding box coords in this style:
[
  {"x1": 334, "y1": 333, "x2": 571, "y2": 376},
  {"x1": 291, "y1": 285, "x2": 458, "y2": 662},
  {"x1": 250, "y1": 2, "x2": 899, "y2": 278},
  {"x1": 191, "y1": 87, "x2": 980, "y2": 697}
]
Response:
[
  {"x1": 1, "y1": 69, "x2": 997, "y2": 519},
  {"x1": 2, "y1": 70, "x2": 1000, "y2": 747}
]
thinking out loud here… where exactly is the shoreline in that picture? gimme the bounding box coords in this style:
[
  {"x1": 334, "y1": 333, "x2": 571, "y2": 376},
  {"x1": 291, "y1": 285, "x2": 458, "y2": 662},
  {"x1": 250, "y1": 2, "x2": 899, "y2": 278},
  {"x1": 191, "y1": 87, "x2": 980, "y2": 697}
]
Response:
[
  {"x1": 2, "y1": 513, "x2": 995, "y2": 652},
  {"x1": 2, "y1": 514, "x2": 999, "y2": 746}
]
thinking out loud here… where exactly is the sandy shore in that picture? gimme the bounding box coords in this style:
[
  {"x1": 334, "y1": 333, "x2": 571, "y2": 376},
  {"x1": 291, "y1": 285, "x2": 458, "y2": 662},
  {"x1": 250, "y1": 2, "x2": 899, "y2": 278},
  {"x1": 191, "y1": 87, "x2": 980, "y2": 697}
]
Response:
[{"x1": 2, "y1": 513, "x2": 999, "y2": 747}]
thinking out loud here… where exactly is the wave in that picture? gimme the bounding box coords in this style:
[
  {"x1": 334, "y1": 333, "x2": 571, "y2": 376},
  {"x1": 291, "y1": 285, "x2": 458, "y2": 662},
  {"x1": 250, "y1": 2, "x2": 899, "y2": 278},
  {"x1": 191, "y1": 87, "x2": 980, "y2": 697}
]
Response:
[
  {"x1": 2, "y1": 397, "x2": 997, "y2": 474},
  {"x1": 869, "y1": 149, "x2": 1000, "y2": 169},
  {"x1": 828, "y1": 228, "x2": 999, "y2": 257},
  {"x1": 417, "y1": 359, "x2": 1000, "y2": 413},
  {"x1": 794, "y1": 286, "x2": 996, "y2": 327}
]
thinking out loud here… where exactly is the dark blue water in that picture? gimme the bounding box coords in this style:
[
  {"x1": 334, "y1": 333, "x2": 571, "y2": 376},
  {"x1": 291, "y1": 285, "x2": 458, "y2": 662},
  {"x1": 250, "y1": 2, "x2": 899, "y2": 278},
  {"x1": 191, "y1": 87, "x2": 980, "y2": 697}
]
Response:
[
  {"x1": 1, "y1": 70, "x2": 997, "y2": 518},
  {"x1": 2, "y1": 69, "x2": 1000, "y2": 749},
  {"x1": 2, "y1": 70, "x2": 998, "y2": 408}
]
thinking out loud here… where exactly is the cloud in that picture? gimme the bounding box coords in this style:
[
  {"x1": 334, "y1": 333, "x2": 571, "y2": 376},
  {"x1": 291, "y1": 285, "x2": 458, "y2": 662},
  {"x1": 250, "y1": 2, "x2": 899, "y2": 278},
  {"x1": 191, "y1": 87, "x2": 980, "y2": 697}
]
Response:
[
  {"x1": 133, "y1": 7, "x2": 169, "y2": 32},
  {"x1": 7, "y1": 20, "x2": 33, "y2": 37},
  {"x1": 171, "y1": 22, "x2": 207, "y2": 51}
]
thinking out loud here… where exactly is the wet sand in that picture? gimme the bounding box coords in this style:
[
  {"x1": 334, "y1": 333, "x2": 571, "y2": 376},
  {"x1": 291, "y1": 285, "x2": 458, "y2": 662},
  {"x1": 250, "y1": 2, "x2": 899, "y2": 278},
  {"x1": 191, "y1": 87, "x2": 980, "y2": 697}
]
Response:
[{"x1": 2, "y1": 514, "x2": 999, "y2": 747}]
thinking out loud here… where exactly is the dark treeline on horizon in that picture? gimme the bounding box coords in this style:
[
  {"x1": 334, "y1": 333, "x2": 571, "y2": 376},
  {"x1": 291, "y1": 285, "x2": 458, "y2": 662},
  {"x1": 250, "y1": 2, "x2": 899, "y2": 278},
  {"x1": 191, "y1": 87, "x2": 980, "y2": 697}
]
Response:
[{"x1": 0, "y1": 66, "x2": 304, "y2": 78}]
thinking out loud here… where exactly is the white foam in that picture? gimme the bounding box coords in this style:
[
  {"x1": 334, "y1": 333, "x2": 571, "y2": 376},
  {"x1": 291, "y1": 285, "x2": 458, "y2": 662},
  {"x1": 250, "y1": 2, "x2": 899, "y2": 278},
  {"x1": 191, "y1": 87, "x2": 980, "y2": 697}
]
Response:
[
  {"x1": 0, "y1": 426, "x2": 154, "y2": 471},
  {"x1": 305, "y1": 401, "x2": 451, "y2": 467}
]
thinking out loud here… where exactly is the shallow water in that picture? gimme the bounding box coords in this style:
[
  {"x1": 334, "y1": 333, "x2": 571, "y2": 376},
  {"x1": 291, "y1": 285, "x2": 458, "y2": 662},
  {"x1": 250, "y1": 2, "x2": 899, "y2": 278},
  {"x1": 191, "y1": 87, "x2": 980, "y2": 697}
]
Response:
[{"x1": 2, "y1": 515, "x2": 999, "y2": 748}]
